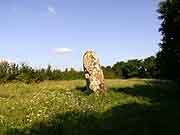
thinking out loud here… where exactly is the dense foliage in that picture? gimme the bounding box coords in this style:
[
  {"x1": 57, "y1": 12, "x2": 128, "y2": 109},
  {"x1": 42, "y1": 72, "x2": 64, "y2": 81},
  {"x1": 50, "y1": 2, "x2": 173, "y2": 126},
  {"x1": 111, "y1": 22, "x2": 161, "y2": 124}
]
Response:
[
  {"x1": 157, "y1": 0, "x2": 180, "y2": 81},
  {"x1": 0, "y1": 62, "x2": 84, "y2": 83},
  {"x1": 0, "y1": 56, "x2": 159, "y2": 83},
  {"x1": 107, "y1": 56, "x2": 159, "y2": 79}
]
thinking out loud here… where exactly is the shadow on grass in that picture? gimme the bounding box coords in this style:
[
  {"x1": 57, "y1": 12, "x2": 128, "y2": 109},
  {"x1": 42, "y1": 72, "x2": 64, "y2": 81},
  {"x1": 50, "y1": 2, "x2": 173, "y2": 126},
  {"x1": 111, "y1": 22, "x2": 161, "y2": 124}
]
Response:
[
  {"x1": 75, "y1": 86, "x2": 87, "y2": 92},
  {"x1": 7, "y1": 103, "x2": 177, "y2": 135},
  {"x1": 111, "y1": 80, "x2": 180, "y2": 102},
  {"x1": 75, "y1": 86, "x2": 94, "y2": 95},
  {"x1": 7, "y1": 81, "x2": 180, "y2": 135}
]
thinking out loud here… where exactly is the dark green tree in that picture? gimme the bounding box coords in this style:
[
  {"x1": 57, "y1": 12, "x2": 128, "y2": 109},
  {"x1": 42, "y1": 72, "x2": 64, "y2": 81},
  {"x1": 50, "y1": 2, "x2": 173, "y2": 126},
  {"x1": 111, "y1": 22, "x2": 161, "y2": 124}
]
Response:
[
  {"x1": 46, "y1": 65, "x2": 53, "y2": 80},
  {"x1": 16, "y1": 64, "x2": 34, "y2": 83},
  {"x1": 158, "y1": 0, "x2": 180, "y2": 81},
  {"x1": 143, "y1": 56, "x2": 160, "y2": 78},
  {"x1": 112, "y1": 62, "x2": 124, "y2": 78},
  {"x1": 102, "y1": 66, "x2": 118, "y2": 79},
  {"x1": 0, "y1": 62, "x2": 10, "y2": 82},
  {"x1": 112, "y1": 60, "x2": 142, "y2": 79}
]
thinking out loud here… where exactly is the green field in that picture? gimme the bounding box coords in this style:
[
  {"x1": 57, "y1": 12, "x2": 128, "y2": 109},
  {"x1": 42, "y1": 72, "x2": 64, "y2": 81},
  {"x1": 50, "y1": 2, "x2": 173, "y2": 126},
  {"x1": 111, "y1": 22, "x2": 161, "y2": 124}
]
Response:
[{"x1": 0, "y1": 79, "x2": 179, "y2": 135}]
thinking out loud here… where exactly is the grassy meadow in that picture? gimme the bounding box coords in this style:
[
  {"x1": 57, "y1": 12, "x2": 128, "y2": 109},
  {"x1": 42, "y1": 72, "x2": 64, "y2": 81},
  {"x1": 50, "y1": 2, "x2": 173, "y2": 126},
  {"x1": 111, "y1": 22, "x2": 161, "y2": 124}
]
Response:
[{"x1": 0, "y1": 79, "x2": 179, "y2": 135}]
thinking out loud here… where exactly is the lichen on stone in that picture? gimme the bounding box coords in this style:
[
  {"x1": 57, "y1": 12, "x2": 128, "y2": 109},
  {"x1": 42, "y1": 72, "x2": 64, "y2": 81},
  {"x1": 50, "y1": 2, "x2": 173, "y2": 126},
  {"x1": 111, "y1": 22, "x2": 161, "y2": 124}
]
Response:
[{"x1": 83, "y1": 50, "x2": 105, "y2": 93}]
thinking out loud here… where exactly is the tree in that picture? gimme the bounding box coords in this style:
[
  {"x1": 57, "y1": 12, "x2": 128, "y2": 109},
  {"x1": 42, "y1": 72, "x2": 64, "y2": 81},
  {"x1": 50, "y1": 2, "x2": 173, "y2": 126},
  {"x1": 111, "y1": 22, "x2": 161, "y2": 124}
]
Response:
[
  {"x1": 158, "y1": 0, "x2": 180, "y2": 81},
  {"x1": 0, "y1": 62, "x2": 10, "y2": 82},
  {"x1": 46, "y1": 65, "x2": 53, "y2": 80},
  {"x1": 125, "y1": 59, "x2": 142, "y2": 78},
  {"x1": 102, "y1": 66, "x2": 118, "y2": 79},
  {"x1": 143, "y1": 56, "x2": 160, "y2": 78},
  {"x1": 112, "y1": 60, "x2": 142, "y2": 79},
  {"x1": 16, "y1": 64, "x2": 34, "y2": 83},
  {"x1": 112, "y1": 62, "x2": 124, "y2": 78}
]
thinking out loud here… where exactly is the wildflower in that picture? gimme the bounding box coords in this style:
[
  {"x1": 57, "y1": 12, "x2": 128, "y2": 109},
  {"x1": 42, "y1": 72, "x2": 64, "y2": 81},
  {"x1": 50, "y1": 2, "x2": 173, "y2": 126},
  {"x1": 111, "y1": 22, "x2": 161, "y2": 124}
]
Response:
[
  {"x1": 38, "y1": 110, "x2": 42, "y2": 113},
  {"x1": 0, "y1": 115, "x2": 4, "y2": 119},
  {"x1": 11, "y1": 107, "x2": 15, "y2": 110}
]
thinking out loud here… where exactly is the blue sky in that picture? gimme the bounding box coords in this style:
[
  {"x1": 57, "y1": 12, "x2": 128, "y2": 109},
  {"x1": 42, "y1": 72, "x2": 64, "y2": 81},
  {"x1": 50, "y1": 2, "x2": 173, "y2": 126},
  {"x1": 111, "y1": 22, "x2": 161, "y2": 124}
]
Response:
[{"x1": 0, "y1": 0, "x2": 161, "y2": 70}]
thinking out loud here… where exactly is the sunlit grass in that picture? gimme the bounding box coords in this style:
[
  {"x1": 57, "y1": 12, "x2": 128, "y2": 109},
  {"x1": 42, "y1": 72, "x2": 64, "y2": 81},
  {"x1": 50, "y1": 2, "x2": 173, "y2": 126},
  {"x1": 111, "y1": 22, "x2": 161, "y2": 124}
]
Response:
[{"x1": 0, "y1": 79, "x2": 179, "y2": 135}]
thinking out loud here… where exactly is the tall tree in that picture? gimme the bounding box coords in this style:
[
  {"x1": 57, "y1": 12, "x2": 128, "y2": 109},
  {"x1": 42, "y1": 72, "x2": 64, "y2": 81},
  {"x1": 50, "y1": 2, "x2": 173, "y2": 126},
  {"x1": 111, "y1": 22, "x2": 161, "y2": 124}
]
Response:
[
  {"x1": 143, "y1": 56, "x2": 160, "y2": 78},
  {"x1": 158, "y1": 0, "x2": 180, "y2": 81},
  {"x1": 102, "y1": 66, "x2": 118, "y2": 79}
]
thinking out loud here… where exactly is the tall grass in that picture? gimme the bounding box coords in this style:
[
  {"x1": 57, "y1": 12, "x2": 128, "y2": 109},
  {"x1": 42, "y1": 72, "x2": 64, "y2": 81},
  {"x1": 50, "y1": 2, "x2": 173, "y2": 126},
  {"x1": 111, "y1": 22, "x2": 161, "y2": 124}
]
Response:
[{"x1": 0, "y1": 79, "x2": 179, "y2": 135}]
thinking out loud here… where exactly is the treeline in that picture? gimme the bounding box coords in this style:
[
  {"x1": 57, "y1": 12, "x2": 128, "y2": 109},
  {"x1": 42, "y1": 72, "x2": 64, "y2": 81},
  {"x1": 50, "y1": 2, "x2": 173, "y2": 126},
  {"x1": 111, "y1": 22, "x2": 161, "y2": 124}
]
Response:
[
  {"x1": 103, "y1": 56, "x2": 159, "y2": 79},
  {"x1": 0, "y1": 55, "x2": 159, "y2": 83},
  {"x1": 0, "y1": 63, "x2": 84, "y2": 83}
]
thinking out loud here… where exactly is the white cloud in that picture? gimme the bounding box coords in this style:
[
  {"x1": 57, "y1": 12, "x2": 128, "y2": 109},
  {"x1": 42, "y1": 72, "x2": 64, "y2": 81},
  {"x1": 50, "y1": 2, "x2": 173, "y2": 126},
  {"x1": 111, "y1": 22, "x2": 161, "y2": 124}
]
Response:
[
  {"x1": 53, "y1": 48, "x2": 73, "y2": 54},
  {"x1": 48, "y1": 5, "x2": 57, "y2": 16}
]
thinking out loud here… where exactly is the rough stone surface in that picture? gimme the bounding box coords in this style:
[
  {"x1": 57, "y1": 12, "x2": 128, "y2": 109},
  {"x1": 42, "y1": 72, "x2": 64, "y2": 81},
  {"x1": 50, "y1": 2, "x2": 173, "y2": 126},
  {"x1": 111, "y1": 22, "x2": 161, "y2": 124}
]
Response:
[{"x1": 83, "y1": 50, "x2": 105, "y2": 93}]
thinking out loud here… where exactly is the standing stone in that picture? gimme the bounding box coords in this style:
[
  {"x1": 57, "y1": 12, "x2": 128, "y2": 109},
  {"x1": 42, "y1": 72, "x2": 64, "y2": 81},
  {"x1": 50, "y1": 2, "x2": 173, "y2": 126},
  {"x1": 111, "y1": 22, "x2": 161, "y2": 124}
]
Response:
[{"x1": 83, "y1": 50, "x2": 105, "y2": 93}]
